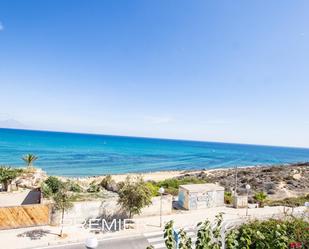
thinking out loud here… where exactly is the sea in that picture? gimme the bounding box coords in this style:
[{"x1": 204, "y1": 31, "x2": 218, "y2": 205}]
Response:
[{"x1": 0, "y1": 128, "x2": 308, "y2": 177}]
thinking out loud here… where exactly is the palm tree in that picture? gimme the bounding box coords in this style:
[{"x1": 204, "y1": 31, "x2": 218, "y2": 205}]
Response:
[
  {"x1": 22, "y1": 154, "x2": 38, "y2": 168},
  {"x1": 254, "y1": 191, "x2": 267, "y2": 208}
]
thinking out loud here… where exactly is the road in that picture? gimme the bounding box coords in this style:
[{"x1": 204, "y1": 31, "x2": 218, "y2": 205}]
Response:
[
  {"x1": 43, "y1": 235, "x2": 149, "y2": 249},
  {"x1": 44, "y1": 227, "x2": 198, "y2": 249}
]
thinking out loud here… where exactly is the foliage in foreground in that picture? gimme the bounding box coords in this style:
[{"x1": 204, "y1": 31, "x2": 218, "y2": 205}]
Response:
[
  {"x1": 226, "y1": 216, "x2": 309, "y2": 249},
  {"x1": 147, "y1": 214, "x2": 309, "y2": 249},
  {"x1": 117, "y1": 176, "x2": 153, "y2": 218},
  {"x1": 147, "y1": 213, "x2": 224, "y2": 249}
]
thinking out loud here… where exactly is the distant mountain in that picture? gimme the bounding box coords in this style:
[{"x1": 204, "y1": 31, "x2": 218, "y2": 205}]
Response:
[{"x1": 0, "y1": 119, "x2": 28, "y2": 129}]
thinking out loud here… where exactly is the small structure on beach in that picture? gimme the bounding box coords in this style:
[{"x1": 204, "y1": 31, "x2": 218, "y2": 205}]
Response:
[
  {"x1": 178, "y1": 183, "x2": 224, "y2": 210},
  {"x1": 233, "y1": 195, "x2": 248, "y2": 208}
]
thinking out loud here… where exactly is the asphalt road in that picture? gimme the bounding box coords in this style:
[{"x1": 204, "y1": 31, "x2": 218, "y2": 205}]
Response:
[{"x1": 44, "y1": 235, "x2": 149, "y2": 249}]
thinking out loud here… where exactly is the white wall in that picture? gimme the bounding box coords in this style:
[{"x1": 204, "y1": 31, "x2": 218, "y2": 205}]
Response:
[{"x1": 56, "y1": 195, "x2": 173, "y2": 225}]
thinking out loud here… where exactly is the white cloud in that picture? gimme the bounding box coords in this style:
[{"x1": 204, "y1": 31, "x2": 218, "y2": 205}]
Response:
[
  {"x1": 0, "y1": 22, "x2": 3, "y2": 31},
  {"x1": 144, "y1": 116, "x2": 174, "y2": 125}
]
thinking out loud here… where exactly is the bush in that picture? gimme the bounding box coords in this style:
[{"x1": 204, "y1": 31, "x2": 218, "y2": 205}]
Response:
[
  {"x1": 224, "y1": 192, "x2": 233, "y2": 204},
  {"x1": 268, "y1": 195, "x2": 309, "y2": 207},
  {"x1": 145, "y1": 182, "x2": 160, "y2": 197},
  {"x1": 87, "y1": 181, "x2": 101, "y2": 193},
  {"x1": 44, "y1": 176, "x2": 64, "y2": 194},
  {"x1": 41, "y1": 182, "x2": 53, "y2": 198},
  {"x1": 226, "y1": 217, "x2": 309, "y2": 249},
  {"x1": 254, "y1": 191, "x2": 267, "y2": 207},
  {"x1": 0, "y1": 166, "x2": 23, "y2": 191},
  {"x1": 153, "y1": 176, "x2": 207, "y2": 196},
  {"x1": 67, "y1": 181, "x2": 83, "y2": 193}
]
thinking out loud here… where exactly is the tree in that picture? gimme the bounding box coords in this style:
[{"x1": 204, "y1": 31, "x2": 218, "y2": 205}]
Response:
[
  {"x1": 22, "y1": 154, "x2": 38, "y2": 168},
  {"x1": 254, "y1": 191, "x2": 267, "y2": 207},
  {"x1": 52, "y1": 183, "x2": 74, "y2": 237},
  {"x1": 0, "y1": 166, "x2": 23, "y2": 191},
  {"x1": 117, "y1": 176, "x2": 152, "y2": 218}
]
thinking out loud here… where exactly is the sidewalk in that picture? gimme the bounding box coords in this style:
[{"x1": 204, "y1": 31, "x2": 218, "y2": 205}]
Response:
[{"x1": 0, "y1": 206, "x2": 306, "y2": 249}]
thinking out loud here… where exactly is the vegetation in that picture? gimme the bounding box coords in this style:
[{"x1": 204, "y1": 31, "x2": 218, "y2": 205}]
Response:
[
  {"x1": 147, "y1": 214, "x2": 309, "y2": 249},
  {"x1": 100, "y1": 175, "x2": 113, "y2": 189},
  {"x1": 146, "y1": 213, "x2": 224, "y2": 249},
  {"x1": 0, "y1": 166, "x2": 23, "y2": 191},
  {"x1": 42, "y1": 176, "x2": 107, "y2": 201},
  {"x1": 226, "y1": 217, "x2": 309, "y2": 249},
  {"x1": 70, "y1": 191, "x2": 107, "y2": 202},
  {"x1": 145, "y1": 182, "x2": 160, "y2": 197},
  {"x1": 147, "y1": 176, "x2": 207, "y2": 196},
  {"x1": 87, "y1": 181, "x2": 101, "y2": 193},
  {"x1": 44, "y1": 176, "x2": 64, "y2": 194},
  {"x1": 22, "y1": 154, "x2": 38, "y2": 169},
  {"x1": 224, "y1": 192, "x2": 233, "y2": 204},
  {"x1": 52, "y1": 183, "x2": 74, "y2": 237},
  {"x1": 67, "y1": 180, "x2": 83, "y2": 193},
  {"x1": 117, "y1": 176, "x2": 152, "y2": 218},
  {"x1": 254, "y1": 191, "x2": 267, "y2": 207},
  {"x1": 267, "y1": 194, "x2": 309, "y2": 208}
]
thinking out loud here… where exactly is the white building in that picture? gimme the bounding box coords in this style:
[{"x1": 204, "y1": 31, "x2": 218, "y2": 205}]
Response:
[{"x1": 178, "y1": 183, "x2": 224, "y2": 210}]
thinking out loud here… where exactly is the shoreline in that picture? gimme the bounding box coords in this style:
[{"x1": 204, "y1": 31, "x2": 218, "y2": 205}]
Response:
[{"x1": 61, "y1": 162, "x2": 306, "y2": 184}]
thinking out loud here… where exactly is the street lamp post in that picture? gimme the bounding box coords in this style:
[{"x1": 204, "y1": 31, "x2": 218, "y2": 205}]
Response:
[
  {"x1": 85, "y1": 237, "x2": 98, "y2": 249},
  {"x1": 245, "y1": 184, "x2": 251, "y2": 217},
  {"x1": 158, "y1": 187, "x2": 165, "y2": 227}
]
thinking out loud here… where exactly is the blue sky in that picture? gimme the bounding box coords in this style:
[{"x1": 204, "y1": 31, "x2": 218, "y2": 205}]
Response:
[{"x1": 0, "y1": 1, "x2": 308, "y2": 148}]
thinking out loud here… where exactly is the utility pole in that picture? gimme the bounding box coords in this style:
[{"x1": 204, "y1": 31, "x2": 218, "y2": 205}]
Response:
[{"x1": 234, "y1": 165, "x2": 238, "y2": 197}]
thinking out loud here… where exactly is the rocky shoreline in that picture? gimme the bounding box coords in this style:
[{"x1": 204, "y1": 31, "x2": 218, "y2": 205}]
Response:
[
  {"x1": 61, "y1": 162, "x2": 309, "y2": 200},
  {"x1": 13, "y1": 162, "x2": 309, "y2": 201}
]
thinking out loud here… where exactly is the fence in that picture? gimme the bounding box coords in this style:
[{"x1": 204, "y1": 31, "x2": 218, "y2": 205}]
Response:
[{"x1": 0, "y1": 204, "x2": 50, "y2": 230}]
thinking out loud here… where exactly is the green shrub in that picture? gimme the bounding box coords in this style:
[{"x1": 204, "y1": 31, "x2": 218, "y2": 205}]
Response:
[
  {"x1": 44, "y1": 176, "x2": 64, "y2": 194},
  {"x1": 41, "y1": 182, "x2": 53, "y2": 198},
  {"x1": 67, "y1": 181, "x2": 83, "y2": 193},
  {"x1": 145, "y1": 182, "x2": 160, "y2": 197},
  {"x1": 153, "y1": 176, "x2": 207, "y2": 196},
  {"x1": 254, "y1": 191, "x2": 267, "y2": 207},
  {"x1": 224, "y1": 192, "x2": 233, "y2": 204},
  {"x1": 0, "y1": 166, "x2": 23, "y2": 191},
  {"x1": 87, "y1": 181, "x2": 101, "y2": 193},
  {"x1": 226, "y1": 217, "x2": 309, "y2": 249}
]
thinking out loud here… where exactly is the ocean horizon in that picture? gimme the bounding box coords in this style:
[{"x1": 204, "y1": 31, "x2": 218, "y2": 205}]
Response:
[{"x1": 0, "y1": 128, "x2": 308, "y2": 177}]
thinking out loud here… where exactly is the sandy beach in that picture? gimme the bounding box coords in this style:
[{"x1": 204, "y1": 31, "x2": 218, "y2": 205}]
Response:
[{"x1": 62, "y1": 163, "x2": 309, "y2": 200}]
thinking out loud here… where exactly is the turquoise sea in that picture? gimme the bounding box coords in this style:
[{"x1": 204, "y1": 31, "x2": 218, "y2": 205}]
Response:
[{"x1": 0, "y1": 128, "x2": 308, "y2": 177}]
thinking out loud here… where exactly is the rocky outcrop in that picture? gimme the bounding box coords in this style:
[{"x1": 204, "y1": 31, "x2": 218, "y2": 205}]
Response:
[
  {"x1": 13, "y1": 168, "x2": 47, "y2": 189},
  {"x1": 177, "y1": 163, "x2": 309, "y2": 200}
]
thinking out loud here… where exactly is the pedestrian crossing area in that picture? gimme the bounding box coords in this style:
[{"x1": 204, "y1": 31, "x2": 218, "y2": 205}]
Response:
[{"x1": 144, "y1": 227, "x2": 197, "y2": 249}]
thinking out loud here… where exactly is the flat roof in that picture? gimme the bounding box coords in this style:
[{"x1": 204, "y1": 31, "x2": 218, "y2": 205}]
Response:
[{"x1": 179, "y1": 183, "x2": 224, "y2": 192}]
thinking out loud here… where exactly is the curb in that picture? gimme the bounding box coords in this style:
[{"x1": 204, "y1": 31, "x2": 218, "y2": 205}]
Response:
[{"x1": 24, "y1": 230, "x2": 149, "y2": 249}]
